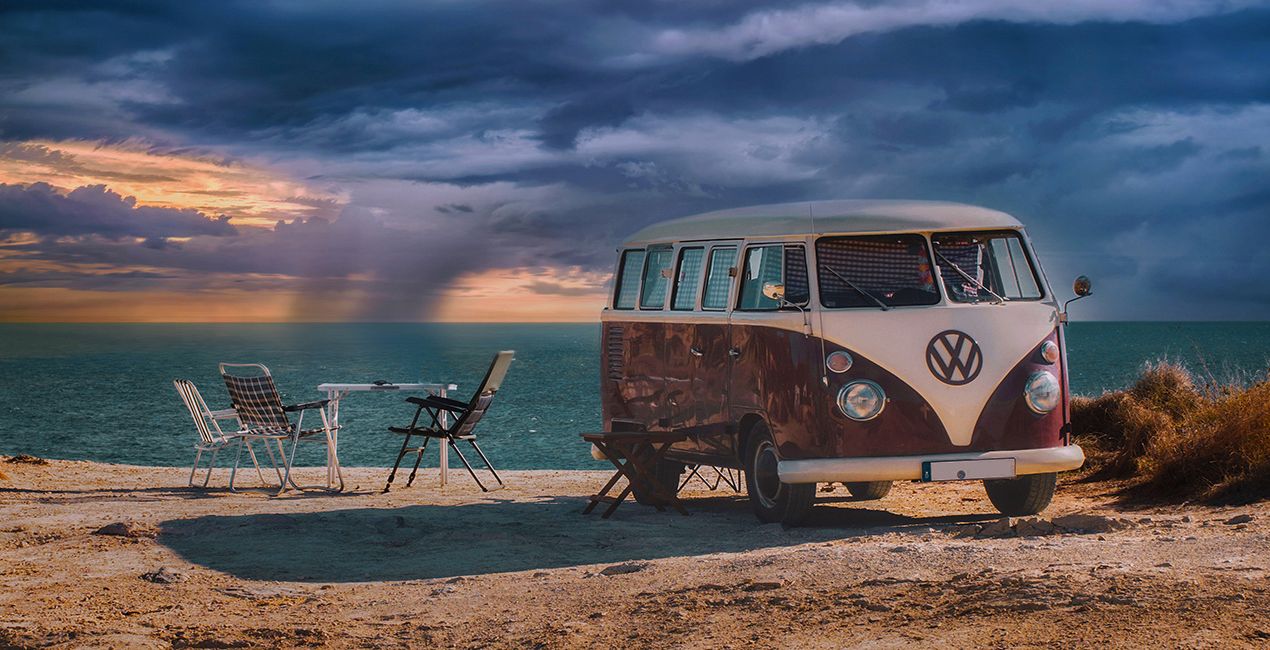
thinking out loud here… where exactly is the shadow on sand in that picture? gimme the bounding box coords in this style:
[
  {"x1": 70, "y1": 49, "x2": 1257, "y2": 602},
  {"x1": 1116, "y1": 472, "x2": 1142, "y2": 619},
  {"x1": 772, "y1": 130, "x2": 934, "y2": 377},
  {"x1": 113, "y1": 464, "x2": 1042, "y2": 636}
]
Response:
[{"x1": 158, "y1": 495, "x2": 998, "y2": 582}]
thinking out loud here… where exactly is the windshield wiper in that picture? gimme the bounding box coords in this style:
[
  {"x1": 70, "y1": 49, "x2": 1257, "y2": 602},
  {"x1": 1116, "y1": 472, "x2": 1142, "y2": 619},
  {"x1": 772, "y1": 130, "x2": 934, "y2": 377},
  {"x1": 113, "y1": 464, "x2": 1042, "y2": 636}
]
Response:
[
  {"x1": 933, "y1": 249, "x2": 1006, "y2": 305},
  {"x1": 823, "y1": 266, "x2": 890, "y2": 311}
]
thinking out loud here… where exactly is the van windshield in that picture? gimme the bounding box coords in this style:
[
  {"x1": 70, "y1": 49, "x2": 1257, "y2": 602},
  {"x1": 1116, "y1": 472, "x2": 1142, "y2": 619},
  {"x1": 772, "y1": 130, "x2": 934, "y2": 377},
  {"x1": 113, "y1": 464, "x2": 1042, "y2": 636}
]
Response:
[
  {"x1": 931, "y1": 231, "x2": 1043, "y2": 303},
  {"x1": 816, "y1": 235, "x2": 940, "y2": 308}
]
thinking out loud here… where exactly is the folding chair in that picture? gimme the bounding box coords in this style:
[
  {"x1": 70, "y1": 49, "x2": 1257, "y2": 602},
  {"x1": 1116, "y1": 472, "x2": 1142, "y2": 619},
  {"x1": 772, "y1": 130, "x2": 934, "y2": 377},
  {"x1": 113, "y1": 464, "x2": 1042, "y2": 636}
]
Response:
[
  {"x1": 173, "y1": 379, "x2": 281, "y2": 491},
  {"x1": 384, "y1": 350, "x2": 514, "y2": 493},
  {"x1": 219, "y1": 363, "x2": 343, "y2": 494}
]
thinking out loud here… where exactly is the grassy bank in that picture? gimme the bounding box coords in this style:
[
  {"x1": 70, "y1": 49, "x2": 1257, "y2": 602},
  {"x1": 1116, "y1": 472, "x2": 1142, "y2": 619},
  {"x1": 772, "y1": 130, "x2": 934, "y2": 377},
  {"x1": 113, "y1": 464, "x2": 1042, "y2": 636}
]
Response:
[{"x1": 1071, "y1": 362, "x2": 1270, "y2": 503}]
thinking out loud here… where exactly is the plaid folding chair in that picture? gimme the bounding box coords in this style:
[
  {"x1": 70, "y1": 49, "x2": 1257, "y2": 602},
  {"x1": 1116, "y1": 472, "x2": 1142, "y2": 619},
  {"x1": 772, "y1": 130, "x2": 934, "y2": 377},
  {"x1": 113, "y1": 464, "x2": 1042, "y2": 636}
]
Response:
[
  {"x1": 384, "y1": 350, "x2": 514, "y2": 493},
  {"x1": 220, "y1": 363, "x2": 342, "y2": 494},
  {"x1": 173, "y1": 379, "x2": 281, "y2": 491}
]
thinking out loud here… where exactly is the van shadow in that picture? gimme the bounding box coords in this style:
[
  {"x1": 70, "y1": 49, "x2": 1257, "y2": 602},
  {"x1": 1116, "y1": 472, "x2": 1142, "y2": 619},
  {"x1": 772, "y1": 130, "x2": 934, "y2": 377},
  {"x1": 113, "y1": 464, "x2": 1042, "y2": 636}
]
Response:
[{"x1": 158, "y1": 495, "x2": 999, "y2": 583}]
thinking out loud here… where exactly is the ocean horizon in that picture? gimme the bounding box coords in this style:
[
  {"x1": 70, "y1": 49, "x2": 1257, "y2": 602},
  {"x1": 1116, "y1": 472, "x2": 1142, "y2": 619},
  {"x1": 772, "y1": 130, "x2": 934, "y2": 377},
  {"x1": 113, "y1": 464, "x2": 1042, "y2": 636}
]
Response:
[{"x1": 2, "y1": 321, "x2": 1267, "y2": 469}]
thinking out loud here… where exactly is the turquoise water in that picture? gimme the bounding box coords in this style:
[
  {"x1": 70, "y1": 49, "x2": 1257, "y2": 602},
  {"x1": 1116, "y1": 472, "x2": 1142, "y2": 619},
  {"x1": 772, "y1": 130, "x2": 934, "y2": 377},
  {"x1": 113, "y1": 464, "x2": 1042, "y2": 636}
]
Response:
[{"x1": 0, "y1": 322, "x2": 1267, "y2": 468}]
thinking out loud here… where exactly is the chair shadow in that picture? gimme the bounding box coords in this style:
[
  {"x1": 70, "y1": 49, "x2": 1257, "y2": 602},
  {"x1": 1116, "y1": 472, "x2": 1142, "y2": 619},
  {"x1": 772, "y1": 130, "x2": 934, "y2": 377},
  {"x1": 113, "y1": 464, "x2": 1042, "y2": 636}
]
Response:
[{"x1": 157, "y1": 495, "x2": 1002, "y2": 583}]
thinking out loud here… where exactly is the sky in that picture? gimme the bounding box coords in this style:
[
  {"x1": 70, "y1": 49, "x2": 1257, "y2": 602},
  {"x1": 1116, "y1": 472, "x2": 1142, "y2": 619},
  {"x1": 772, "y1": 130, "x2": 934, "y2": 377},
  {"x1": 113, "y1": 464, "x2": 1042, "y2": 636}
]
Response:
[{"x1": 1, "y1": 0, "x2": 1268, "y2": 322}]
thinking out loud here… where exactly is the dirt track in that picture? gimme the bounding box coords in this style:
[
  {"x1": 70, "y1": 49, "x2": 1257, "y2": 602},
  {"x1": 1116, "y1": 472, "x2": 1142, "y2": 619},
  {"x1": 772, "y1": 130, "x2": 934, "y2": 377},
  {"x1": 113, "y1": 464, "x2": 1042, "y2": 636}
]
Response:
[{"x1": 1, "y1": 459, "x2": 1267, "y2": 648}]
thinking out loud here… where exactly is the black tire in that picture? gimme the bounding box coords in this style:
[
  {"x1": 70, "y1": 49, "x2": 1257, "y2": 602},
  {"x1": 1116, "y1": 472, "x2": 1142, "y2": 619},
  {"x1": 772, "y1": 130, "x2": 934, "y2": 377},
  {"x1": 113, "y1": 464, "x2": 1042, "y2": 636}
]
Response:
[
  {"x1": 984, "y1": 472, "x2": 1057, "y2": 516},
  {"x1": 845, "y1": 481, "x2": 893, "y2": 501},
  {"x1": 633, "y1": 457, "x2": 684, "y2": 505},
  {"x1": 744, "y1": 422, "x2": 816, "y2": 526}
]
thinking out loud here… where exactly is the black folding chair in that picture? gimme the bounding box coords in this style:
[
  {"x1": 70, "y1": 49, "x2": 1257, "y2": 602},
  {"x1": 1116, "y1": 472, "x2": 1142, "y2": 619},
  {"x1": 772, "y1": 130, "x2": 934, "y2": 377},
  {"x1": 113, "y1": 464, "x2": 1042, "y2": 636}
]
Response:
[{"x1": 384, "y1": 351, "x2": 514, "y2": 493}]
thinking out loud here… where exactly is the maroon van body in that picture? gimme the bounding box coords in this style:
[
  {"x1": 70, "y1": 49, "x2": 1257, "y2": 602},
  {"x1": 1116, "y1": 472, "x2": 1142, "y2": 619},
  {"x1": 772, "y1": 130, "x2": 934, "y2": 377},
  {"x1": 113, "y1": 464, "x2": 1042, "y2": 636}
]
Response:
[{"x1": 598, "y1": 200, "x2": 1086, "y2": 523}]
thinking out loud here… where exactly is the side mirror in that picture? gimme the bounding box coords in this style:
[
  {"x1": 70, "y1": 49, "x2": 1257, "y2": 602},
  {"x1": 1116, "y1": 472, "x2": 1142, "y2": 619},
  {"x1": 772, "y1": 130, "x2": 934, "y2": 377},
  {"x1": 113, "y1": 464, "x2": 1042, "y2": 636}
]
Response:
[
  {"x1": 762, "y1": 282, "x2": 786, "y2": 302},
  {"x1": 1073, "y1": 275, "x2": 1093, "y2": 297}
]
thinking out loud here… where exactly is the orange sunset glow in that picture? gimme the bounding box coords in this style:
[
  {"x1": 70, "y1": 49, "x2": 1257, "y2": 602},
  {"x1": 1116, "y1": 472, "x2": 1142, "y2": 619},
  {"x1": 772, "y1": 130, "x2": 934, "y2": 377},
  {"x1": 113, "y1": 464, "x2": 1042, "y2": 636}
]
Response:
[{"x1": 0, "y1": 140, "x2": 609, "y2": 322}]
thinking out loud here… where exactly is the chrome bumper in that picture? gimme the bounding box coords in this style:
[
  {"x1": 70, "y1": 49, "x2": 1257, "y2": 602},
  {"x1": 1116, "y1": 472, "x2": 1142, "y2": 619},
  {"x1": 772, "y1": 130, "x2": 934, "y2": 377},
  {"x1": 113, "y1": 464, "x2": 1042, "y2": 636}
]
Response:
[{"x1": 777, "y1": 445, "x2": 1085, "y2": 484}]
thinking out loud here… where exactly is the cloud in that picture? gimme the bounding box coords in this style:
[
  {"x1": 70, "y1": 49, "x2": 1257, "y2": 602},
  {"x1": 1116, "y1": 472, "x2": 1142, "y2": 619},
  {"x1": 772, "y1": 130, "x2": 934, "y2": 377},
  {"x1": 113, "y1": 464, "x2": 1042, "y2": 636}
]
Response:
[
  {"x1": 645, "y1": 0, "x2": 1263, "y2": 61},
  {"x1": 1, "y1": 2, "x2": 1270, "y2": 319},
  {"x1": 0, "y1": 182, "x2": 235, "y2": 238}
]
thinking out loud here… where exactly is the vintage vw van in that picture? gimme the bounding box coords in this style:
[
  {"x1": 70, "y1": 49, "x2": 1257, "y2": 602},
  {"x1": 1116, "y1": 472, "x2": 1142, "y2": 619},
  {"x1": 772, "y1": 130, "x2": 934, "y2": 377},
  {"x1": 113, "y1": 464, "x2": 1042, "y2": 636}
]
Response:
[{"x1": 600, "y1": 200, "x2": 1088, "y2": 525}]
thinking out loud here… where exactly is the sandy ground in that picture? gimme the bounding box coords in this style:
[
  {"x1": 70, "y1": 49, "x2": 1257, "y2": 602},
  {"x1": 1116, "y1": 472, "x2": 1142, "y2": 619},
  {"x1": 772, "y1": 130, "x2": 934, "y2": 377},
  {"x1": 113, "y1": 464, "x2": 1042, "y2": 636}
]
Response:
[{"x1": 0, "y1": 458, "x2": 1267, "y2": 649}]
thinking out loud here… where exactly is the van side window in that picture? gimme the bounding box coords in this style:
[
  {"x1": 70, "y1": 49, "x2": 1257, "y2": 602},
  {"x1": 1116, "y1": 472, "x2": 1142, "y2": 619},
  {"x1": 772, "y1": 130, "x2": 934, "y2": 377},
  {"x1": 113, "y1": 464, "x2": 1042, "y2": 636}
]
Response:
[
  {"x1": 738, "y1": 245, "x2": 784, "y2": 311},
  {"x1": 784, "y1": 245, "x2": 809, "y2": 305},
  {"x1": 671, "y1": 247, "x2": 705, "y2": 310},
  {"x1": 613, "y1": 249, "x2": 645, "y2": 310},
  {"x1": 701, "y1": 246, "x2": 737, "y2": 310},
  {"x1": 639, "y1": 247, "x2": 674, "y2": 309}
]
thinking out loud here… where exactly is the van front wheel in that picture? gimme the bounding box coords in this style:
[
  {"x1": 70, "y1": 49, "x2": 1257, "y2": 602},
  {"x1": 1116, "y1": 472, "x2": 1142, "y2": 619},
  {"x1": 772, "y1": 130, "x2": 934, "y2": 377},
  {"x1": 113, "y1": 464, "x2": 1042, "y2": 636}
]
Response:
[
  {"x1": 744, "y1": 423, "x2": 816, "y2": 526},
  {"x1": 845, "y1": 481, "x2": 893, "y2": 501},
  {"x1": 984, "y1": 472, "x2": 1057, "y2": 516}
]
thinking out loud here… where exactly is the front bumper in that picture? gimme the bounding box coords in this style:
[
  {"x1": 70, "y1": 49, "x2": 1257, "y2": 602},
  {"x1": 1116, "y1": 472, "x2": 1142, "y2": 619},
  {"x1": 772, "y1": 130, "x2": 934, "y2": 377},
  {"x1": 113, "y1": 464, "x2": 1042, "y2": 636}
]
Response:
[{"x1": 777, "y1": 445, "x2": 1085, "y2": 484}]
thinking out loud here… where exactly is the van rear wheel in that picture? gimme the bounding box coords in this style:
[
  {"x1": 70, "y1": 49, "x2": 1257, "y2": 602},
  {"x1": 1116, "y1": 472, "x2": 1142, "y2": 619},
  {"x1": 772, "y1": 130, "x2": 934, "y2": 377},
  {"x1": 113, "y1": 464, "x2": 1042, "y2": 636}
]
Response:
[
  {"x1": 845, "y1": 481, "x2": 893, "y2": 501},
  {"x1": 744, "y1": 423, "x2": 816, "y2": 526},
  {"x1": 984, "y1": 472, "x2": 1057, "y2": 516}
]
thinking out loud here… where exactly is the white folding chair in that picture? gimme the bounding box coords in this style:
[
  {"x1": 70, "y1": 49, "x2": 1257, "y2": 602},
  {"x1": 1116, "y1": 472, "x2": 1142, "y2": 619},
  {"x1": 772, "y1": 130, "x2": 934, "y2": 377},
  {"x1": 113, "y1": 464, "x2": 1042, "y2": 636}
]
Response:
[{"x1": 174, "y1": 379, "x2": 282, "y2": 491}]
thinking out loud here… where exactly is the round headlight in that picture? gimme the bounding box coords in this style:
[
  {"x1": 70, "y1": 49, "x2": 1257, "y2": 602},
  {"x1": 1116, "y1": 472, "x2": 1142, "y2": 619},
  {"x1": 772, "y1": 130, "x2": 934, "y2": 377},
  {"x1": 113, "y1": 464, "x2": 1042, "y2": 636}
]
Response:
[
  {"x1": 826, "y1": 350, "x2": 853, "y2": 373},
  {"x1": 838, "y1": 380, "x2": 885, "y2": 421},
  {"x1": 1039, "y1": 340, "x2": 1060, "y2": 364},
  {"x1": 1024, "y1": 371, "x2": 1060, "y2": 414}
]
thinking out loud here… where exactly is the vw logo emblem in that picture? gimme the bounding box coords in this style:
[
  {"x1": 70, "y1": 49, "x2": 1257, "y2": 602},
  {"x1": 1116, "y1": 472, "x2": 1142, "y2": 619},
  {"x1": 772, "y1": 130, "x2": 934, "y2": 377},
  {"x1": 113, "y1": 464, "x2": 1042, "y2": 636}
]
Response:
[{"x1": 926, "y1": 330, "x2": 983, "y2": 386}]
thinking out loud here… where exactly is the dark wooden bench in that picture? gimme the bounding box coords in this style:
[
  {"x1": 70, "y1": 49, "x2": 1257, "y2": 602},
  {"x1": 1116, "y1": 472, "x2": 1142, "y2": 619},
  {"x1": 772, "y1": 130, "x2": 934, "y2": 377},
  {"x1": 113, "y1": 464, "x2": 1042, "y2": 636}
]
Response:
[{"x1": 580, "y1": 430, "x2": 690, "y2": 519}]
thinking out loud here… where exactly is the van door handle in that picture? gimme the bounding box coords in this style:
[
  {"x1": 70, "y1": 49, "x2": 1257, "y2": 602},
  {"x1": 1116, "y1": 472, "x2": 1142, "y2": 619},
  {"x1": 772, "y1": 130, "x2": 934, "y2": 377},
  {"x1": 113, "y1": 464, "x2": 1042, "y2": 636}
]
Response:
[
  {"x1": 689, "y1": 346, "x2": 704, "y2": 357},
  {"x1": 728, "y1": 347, "x2": 741, "y2": 358}
]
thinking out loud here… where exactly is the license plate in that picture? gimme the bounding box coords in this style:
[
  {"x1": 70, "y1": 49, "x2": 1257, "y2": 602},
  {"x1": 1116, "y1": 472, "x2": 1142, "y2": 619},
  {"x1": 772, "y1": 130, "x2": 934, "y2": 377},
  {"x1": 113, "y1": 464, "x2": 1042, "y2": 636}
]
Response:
[{"x1": 922, "y1": 458, "x2": 1016, "y2": 482}]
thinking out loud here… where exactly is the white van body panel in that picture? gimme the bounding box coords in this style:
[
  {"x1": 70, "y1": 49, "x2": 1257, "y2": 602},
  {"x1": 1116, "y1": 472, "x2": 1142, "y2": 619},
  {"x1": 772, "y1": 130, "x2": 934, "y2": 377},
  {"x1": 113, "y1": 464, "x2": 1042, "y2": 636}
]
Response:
[{"x1": 818, "y1": 301, "x2": 1059, "y2": 446}]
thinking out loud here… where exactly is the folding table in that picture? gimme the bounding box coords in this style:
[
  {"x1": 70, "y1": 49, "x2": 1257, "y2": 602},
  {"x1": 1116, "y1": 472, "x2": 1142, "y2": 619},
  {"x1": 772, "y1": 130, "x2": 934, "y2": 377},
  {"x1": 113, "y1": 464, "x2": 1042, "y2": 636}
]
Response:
[
  {"x1": 316, "y1": 382, "x2": 458, "y2": 486},
  {"x1": 581, "y1": 430, "x2": 690, "y2": 519}
]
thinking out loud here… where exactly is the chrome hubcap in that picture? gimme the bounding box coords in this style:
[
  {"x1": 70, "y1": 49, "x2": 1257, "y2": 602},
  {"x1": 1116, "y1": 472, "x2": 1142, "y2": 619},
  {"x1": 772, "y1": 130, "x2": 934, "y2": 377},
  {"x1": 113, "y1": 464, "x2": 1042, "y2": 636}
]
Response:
[{"x1": 753, "y1": 440, "x2": 781, "y2": 509}]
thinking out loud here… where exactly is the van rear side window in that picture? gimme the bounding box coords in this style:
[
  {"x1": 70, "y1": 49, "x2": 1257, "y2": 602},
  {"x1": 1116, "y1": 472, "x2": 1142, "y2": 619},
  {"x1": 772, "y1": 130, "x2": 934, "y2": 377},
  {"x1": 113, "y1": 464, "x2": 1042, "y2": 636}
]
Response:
[
  {"x1": 672, "y1": 247, "x2": 705, "y2": 310},
  {"x1": 639, "y1": 247, "x2": 675, "y2": 309},
  {"x1": 613, "y1": 250, "x2": 645, "y2": 309},
  {"x1": 702, "y1": 247, "x2": 737, "y2": 310}
]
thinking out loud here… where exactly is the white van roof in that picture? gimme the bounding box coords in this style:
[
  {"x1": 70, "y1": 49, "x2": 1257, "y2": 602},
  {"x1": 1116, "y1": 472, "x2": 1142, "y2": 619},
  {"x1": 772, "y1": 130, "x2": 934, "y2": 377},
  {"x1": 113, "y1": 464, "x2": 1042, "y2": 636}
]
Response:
[{"x1": 623, "y1": 199, "x2": 1022, "y2": 245}]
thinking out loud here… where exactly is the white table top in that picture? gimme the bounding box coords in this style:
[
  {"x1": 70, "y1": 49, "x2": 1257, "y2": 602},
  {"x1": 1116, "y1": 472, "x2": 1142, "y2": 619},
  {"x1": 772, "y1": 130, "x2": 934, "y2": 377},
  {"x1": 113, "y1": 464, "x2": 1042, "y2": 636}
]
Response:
[{"x1": 317, "y1": 382, "x2": 457, "y2": 393}]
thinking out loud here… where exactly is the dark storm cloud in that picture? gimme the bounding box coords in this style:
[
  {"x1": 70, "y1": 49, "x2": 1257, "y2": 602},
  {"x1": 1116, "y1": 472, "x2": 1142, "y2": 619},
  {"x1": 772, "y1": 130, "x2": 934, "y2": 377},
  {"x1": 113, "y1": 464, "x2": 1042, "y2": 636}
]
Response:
[
  {"x1": 0, "y1": 182, "x2": 235, "y2": 238},
  {"x1": 2, "y1": 1, "x2": 1270, "y2": 318}
]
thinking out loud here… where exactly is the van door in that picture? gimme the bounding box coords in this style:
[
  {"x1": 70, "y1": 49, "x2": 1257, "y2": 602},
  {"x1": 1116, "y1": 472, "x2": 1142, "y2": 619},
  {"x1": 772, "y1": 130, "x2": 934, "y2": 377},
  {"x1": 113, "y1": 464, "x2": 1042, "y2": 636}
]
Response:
[
  {"x1": 663, "y1": 245, "x2": 705, "y2": 440},
  {"x1": 690, "y1": 244, "x2": 740, "y2": 458},
  {"x1": 727, "y1": 243, "x2": 814, "y2": 457}
]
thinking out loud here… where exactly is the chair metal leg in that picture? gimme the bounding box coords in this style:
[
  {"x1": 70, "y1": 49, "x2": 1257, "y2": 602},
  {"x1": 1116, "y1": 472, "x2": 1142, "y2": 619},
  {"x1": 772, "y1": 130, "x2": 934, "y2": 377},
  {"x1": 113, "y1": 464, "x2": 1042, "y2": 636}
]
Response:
[
  {"x1": 203, "y1": 449, "x2": 219, "y2": 487},
  {"x1": 467, "y1": 440, "x2": 504, "y2": 488},
  {"x1": 405, "y1": 436, "x2": 431, "y2": 488},
  {"x1": 278, "y1": 435, "x2": 300, "y2": 496},
  {"x1": 189, "y1": 448, "x2": 204, "y2": 487},
  {"x1": 245, "y1": 440, "x2": 267, "y2": 486},
  {"x1": 384, "y1": 433, "x2": 414, "y2": 493},
  {"x1": 229, "y1": 439, "x2": 244, "y2": 492},
  {"x1": 448, "y1": 440, "x2": 489, "y2": 492}
]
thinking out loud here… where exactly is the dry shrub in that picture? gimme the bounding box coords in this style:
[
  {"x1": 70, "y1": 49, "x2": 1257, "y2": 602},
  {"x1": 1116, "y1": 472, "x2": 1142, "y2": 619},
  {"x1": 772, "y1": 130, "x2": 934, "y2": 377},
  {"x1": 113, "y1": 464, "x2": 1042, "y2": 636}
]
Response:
[
  {"x1": 1071, "y1": 362, "x2": 1201, "y2": 478},
  {"x1": 1140, "y1": 379, "x2": 1270, "y2": 501},
  {"x1": 1072, "y1": 360, "x2": 1270, "y2": 502}
]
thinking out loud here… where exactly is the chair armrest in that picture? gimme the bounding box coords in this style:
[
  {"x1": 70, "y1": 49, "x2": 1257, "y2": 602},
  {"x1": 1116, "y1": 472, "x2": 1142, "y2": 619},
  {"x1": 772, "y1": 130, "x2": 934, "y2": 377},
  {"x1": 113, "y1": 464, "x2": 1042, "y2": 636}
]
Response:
[
  {"x1": 208, "y1": 408, "x2": 240, "y2": 420},
  {"x1": 283, "y1": 399, "x2": 330, "y2": 412},
  {"x1": 406, "y1": 395, "x2": 468, "y2": 412}
]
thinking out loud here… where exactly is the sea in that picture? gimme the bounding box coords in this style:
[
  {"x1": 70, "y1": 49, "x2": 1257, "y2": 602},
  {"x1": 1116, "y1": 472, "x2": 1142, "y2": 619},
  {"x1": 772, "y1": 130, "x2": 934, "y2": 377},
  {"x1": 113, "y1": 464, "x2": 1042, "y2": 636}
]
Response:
[{"x1": 1, "y1": 322, "x2": 1267, "y2": 470}]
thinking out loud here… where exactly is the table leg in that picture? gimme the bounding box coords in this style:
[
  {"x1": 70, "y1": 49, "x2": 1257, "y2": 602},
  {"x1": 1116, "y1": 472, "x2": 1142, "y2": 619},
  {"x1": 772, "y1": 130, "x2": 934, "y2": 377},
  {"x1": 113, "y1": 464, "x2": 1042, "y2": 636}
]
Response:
[
  {"x1": 326, "y1": 390, "x2": 342, "y2": 488},
  {"x1": 438, "y1": 386, "x2": 449, "y2": 487}
]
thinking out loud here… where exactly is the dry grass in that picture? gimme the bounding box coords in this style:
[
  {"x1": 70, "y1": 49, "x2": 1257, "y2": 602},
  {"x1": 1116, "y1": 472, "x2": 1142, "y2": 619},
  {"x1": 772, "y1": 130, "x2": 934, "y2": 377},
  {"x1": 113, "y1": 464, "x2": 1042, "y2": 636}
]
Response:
[{"x1": 1071, "y1": 361, "x2": 1270, "y2": 502}]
